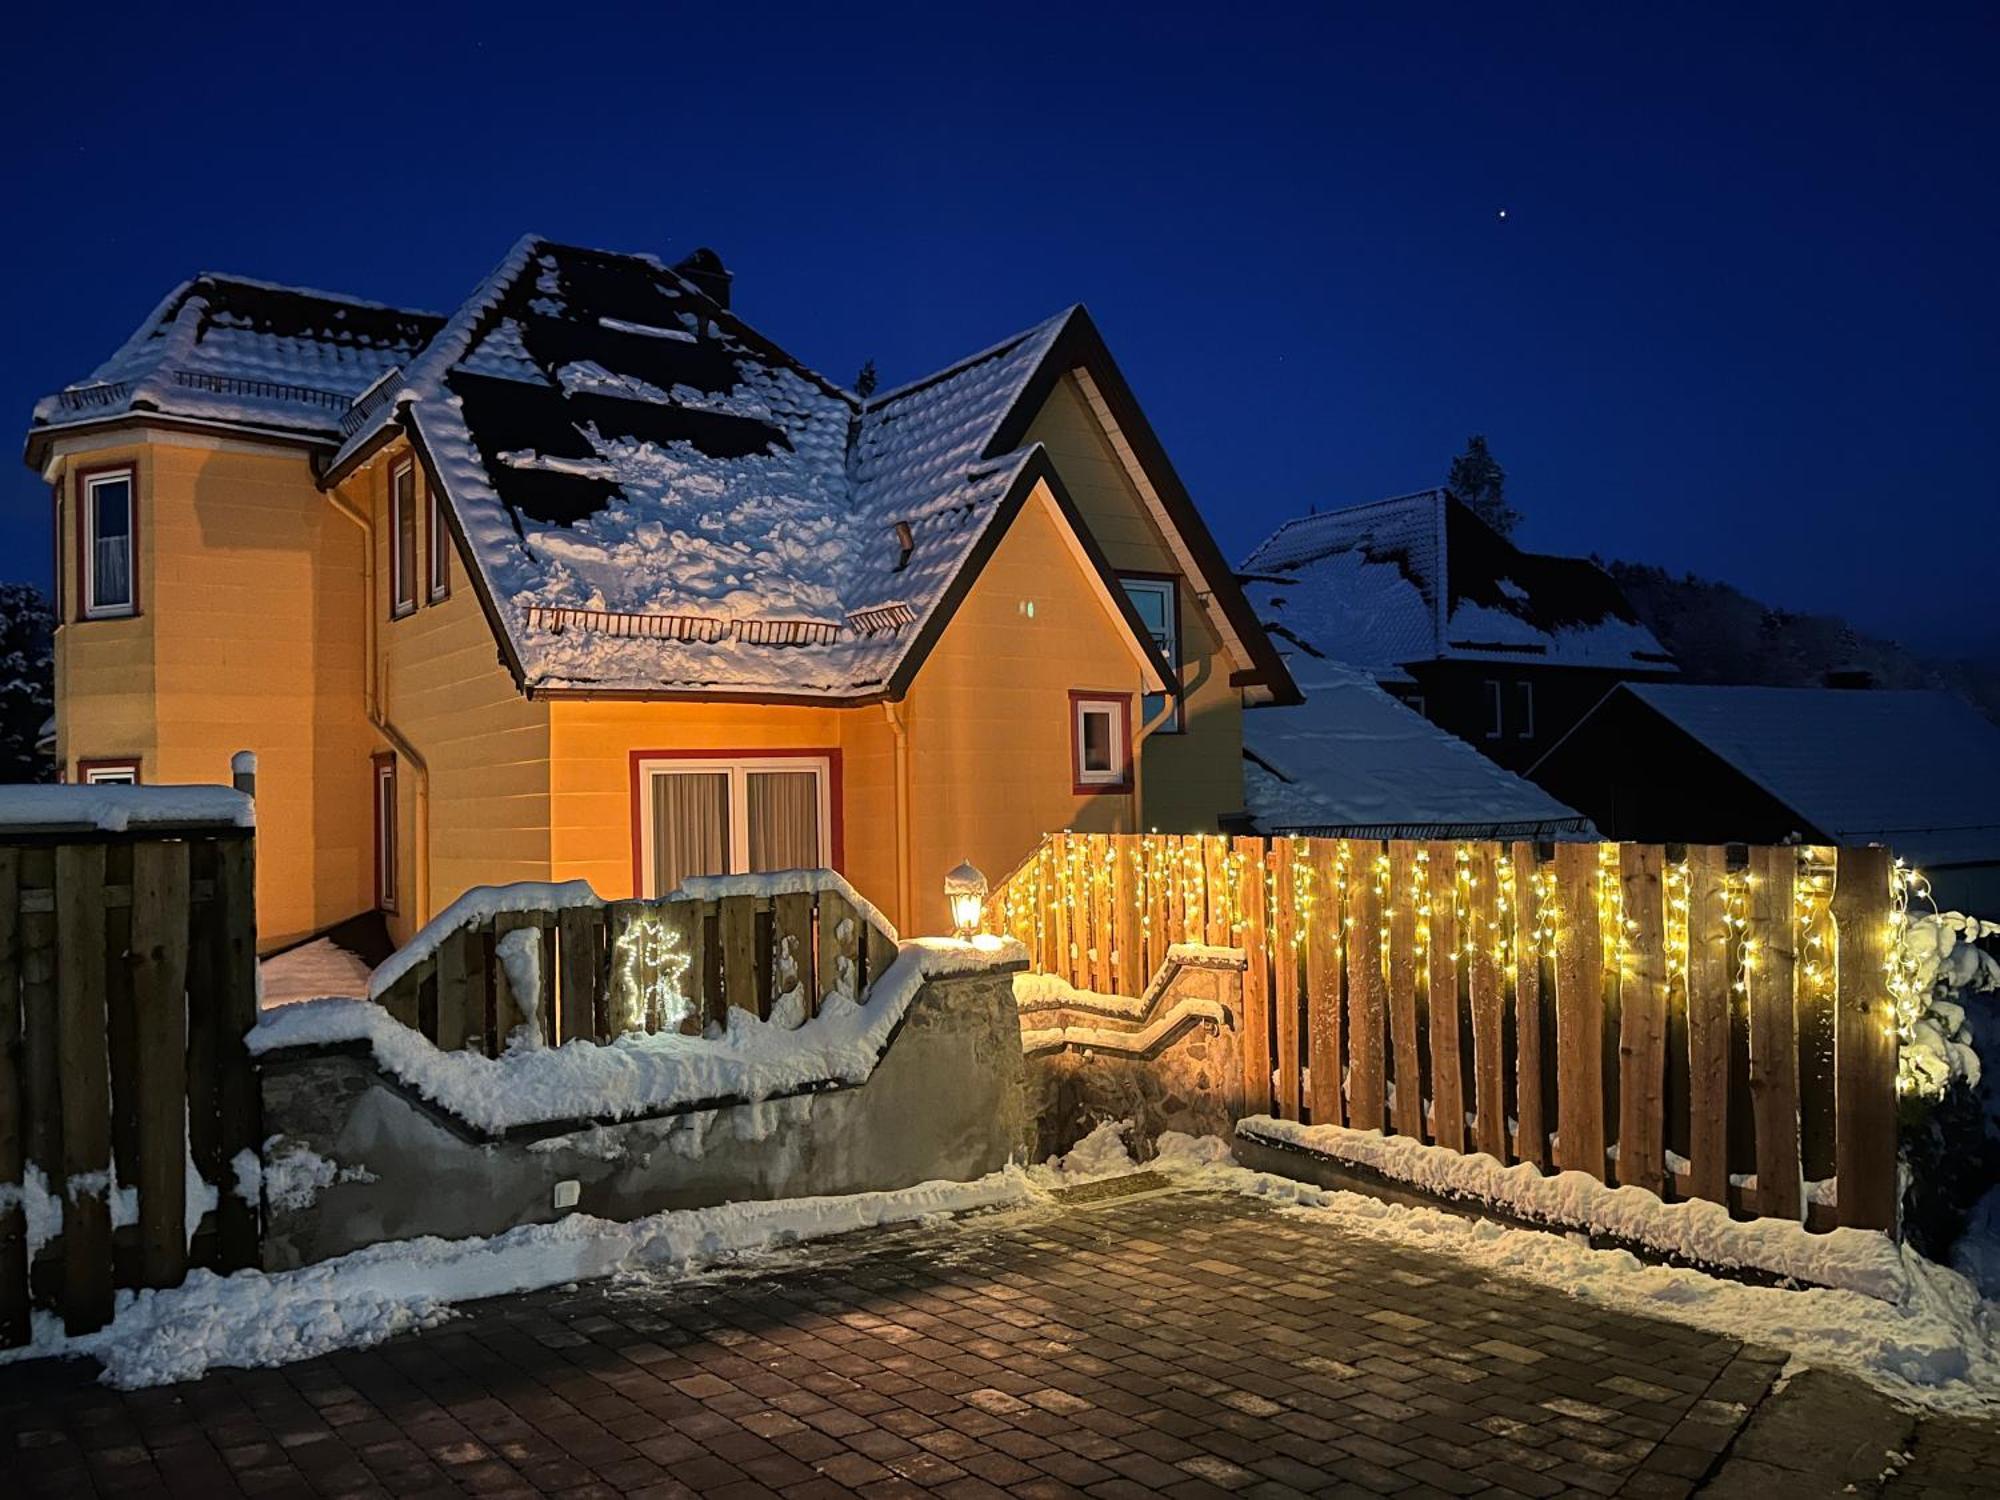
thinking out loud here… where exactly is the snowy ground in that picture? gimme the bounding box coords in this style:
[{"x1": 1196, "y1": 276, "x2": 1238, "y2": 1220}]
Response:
[{"x1": 258, "y1": 938, "x2": 373, "y2": 1010}]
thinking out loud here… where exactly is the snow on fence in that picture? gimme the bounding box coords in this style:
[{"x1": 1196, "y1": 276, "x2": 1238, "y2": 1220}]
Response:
[
  {"x1": 988, "y1": 832, "x2": 1904, "y2": 1233},
  {"x1": 369, "y1": 870, "x2": 901, "y2": 1055},
  {"x1": 0, "y1": 790, "x2": 261, "y2": 1350}
]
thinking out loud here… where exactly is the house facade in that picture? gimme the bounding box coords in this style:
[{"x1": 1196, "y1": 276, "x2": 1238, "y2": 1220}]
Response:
[
  {"x1": 28, "y1": 238, "x2": 1296, "y2": 949},
  {"x1": 1240, "y1": 490, "x2": 1676, "y2": 772}
]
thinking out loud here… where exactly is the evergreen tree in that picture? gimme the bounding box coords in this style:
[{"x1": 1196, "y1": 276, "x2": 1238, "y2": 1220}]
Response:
[
  {"x1": 1448, "y1": 435, "x2": 1520, "y2": 537},
  {"x1": 854, "y1": 360, "x2": 878, "y2": 399},
  {"x1": 0, "y1": 583, "x2": 53, "y2": 783}
]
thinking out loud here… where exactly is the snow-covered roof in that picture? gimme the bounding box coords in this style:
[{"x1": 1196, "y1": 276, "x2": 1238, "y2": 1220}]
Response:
[
  {"x1": 1606, "y1": 685, "x2": 2000, "y2": 868},
  {"x1": 1241, "y1": 489, "x2": 1677, "y2": 675},
  {"x1": 1244, "y1": 654, "x2": 1592, "y2": 840},
  {"x1": 29, "y1": 275, "x2": 442, "y2": 450}
]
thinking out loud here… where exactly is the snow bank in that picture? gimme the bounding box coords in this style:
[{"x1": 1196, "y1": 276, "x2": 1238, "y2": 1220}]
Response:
[
  {"x1": 256, "y1": 938, "x2": 1023, "y2": 1135},
  {"x1": 1241, "y1": 1117, "x2": 1907, "y2": 1300},
  {"x1": 367, "y1": 880, "x2": 600, "y2": 999},
  {"x1": 673, "y1": 868, "x2": 898, "y2": 943},
  {"x1": 0, "y1": 785, "x2": 251, "y2": 832},
  {"x1": 1151, "y1": 1135, "x2": 2000, "y2": 1416},
  {"x1": 0, "y1": 1170, "x2": 1033, "y2": 1389}
]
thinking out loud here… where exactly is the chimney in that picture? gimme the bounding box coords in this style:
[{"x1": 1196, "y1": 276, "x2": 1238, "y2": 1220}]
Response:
[{"x1": 673, "y1": 247, "x2": 732, "y2": 310}]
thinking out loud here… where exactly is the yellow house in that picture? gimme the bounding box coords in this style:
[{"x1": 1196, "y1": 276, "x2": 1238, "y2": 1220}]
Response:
[{"x1": 25, "y1": 237, "x2": 1297, "y2": 951}]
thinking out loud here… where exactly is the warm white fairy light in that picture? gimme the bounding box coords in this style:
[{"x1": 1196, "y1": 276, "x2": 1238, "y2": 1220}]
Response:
[{"x1": 612, "y1": 911, "x2": 693, "y2": 1033}]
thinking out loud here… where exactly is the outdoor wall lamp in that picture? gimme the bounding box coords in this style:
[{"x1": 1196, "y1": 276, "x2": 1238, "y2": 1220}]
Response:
[{"x1": 946, "y1": 859, "x2": 988, "y2": 939}]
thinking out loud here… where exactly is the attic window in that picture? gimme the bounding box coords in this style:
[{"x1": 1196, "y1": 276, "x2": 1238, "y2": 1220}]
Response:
[
  {"x1": 390, "y1": 460, "x2": 418, "y2": 618},
  {"x1": 893, "y1": 521, "x2": 915, "y2": 573}
]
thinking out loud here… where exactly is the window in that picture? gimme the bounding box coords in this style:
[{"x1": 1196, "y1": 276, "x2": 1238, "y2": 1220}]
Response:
[
  {"x1": 1070, "y1": 691, "x2": 1133, "y2": 794},
  {"x1": 1118, "y1": 575, "x2": 1182, "y2": 732},
  {"x1": 81, "y1": 468, "x2": 136, "y2": 618},
  {"x1": 1515, "y1": 681, "x2": 1535, "y2": 740},
  {"x1": 77, "y1": 759, "x2": 139, "y2": 785},
  {"x1": 427, "y1": 485, "x2": 451, "y2": 603},
  {"x1": 373, "y1": 753, "x2": 398, "y2": 911},
  {"x1": 390, "y1": 460, "x2": 418, "y2": 618},
  {"x1": 1483, "y1": 679, "x2": 1504, "y2": 739},
  {"x1": 635, "y1": 754, "x2": 835, "y2": 898}
]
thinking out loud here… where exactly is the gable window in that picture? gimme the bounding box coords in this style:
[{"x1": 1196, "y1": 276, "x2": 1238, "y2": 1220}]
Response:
[
  {"x1": 77, "y1": 758, "x2": 139, "y2": 785},
  {"x1": 427, "y1": 485, "x2": 451, "y2": 603},
  {"x1": 390, "y1": 460, "x2": 418, "y2": 618},
  {"x1": 1118, "y1": 574, "x2": 1182, "y2": 732},
  {"x1": 1483, "y1": 679, "x2": 1504, "y2": 739},
  {"x1": 81, "y1": 468, "x2": 136, "y2": 618},
  {"x1": 373, "y1": 753, "x2": 398, "y2": 912},
  {"x1": 635, "y1": 753, "x2": 835, "y2": 898},
  {"x1": 1515, "y1": 681, "x2": 1535, "y2": 740},
  {"x1": 1070, "y1": 691, "x2": 1133, "y2": 795}
]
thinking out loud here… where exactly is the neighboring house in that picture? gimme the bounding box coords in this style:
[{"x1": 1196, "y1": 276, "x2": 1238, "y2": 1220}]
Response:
[
  {"x1": 1244, "y1": 653, "x2": 1592, "y2": 842},
  {"x1": 1531, "y1": 683, "x2": 2000, "y2": 911},
  {"x1": 1240, "y1": 489, "x2": 1676, "y2": 771},
  {"x1": 26, "y1": 236, "x2": 1297, "y2": 949}
]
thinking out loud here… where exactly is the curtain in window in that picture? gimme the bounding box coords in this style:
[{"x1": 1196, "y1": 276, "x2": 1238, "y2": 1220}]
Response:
[
  {"x1": 653, "y1": 772, "x2": 730, "y2": 894},
  {"x1": 747, "y1": 770, "x2": 820, "y2": 872},
  {"x1": 92, "y1": 482, "x2": 132, "y2": 608}
]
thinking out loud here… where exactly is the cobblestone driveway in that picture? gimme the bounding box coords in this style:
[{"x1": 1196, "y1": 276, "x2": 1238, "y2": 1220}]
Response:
[{"x1": 0, "y1": 1184, "x2": 1988, "y2": 1498}]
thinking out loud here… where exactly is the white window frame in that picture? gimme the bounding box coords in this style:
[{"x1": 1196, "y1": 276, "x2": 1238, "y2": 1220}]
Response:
[
  {"x1": 1071, "y1": 694, "x2": 1131, "y2": 791},
  {"x1": 636, "y1": 755, "x2": 834, "y2": 898},
  {"x1": 427, "y1": 485, "x2": 451, "y2": 603},
  {"x1": 79, "y1": 761, "x2": 139, "y2": 785},
  {"x1": 1118, "y1": 575, "x2": 1182, "y2": 733},
  {"x1": 1516, "y1": 680, "x2": 1535, "y2": 740},
  {"x1": 374, "y1": 755, "x2": 398, "y2": 912},
  {"x1": 83, "y1": 469, "x2": 136, "y2": 619},
  {"x1": 389, "y1": 460, "x2": 418, "y2": 618},
  {"x1": 1483, "y1": 679, "x2": 1504, "y2": 740}
]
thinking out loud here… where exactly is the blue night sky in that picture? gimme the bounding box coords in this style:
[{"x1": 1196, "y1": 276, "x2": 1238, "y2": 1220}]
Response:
[{"x1": 4, "y1": 3, "x2": 1994, "y2": 654}]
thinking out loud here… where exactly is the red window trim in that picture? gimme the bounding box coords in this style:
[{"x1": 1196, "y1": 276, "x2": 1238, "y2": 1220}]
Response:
[
  {"x1": 627, "y1": 747, "x2": 844, "y2": 899},
  {"x1": 389, "y1": 459, "x2": 417, "y2": 619},
  {"x1": 1069, "y1": 690, "x2": 1135, "y2": 796},
  {"x1": 427, "y1": 483, "x2": 451, "y2": 604},
  {"x1": 1116, "y1": 568, "x2": 1184, "y2": 734},
  {"x1": 76, "y1": 757, "x2": 141, "y2": 785},
  {"x1": 373, "y1": 751, "x2": 398, "y2": 912},
  {"x1": 74, "y1": 462, "x2": 140, "y2": 622}
]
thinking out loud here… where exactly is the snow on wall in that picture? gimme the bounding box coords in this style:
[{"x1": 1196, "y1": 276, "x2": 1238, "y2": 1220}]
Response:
[
  {"x1": 367, "y1": 879, "x2": 601, "y2": 999},
  {"x1": 1239, "y1": 1117, "x2": 1908, "y2": 1300},
  {"x1": 0, "y1": 785, "x2": 252, "y2": 833}
]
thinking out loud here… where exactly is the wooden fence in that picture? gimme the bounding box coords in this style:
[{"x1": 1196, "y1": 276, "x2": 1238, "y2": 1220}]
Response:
[
  {"x1": 0, "y1": 811, "x2": 261, "y2": 1348},
  {"x1": 989, "y1": 832, "x2": 1904, "y2": 1232},
  {"x1": 373, "y1": 878, "x2": 901, "y2": 1054}
]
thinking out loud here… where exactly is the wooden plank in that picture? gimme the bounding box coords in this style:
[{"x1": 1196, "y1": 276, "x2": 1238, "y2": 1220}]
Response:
[
  {"x1": 1832, "y1": 846, "x2": 1898, "y2": 1232},
  {"x1": 656, "y1": 899, "x2": 701, "y2": 1032},
  {"x1": 817, "y1": 890, "x2": 857, "y2": 1007},
  {"x1": 1510, "y1": 843, "x2": 1548, "y2": 1168},
  {"x1": 19, "y1": 850, "x2": 58, "y2": 1210},
  {"x1": 1235, "y1": 836, "x2": 1271, "y2": 1117},
  {"x1": 1271, "y1": 840, "x2": 1302, "y2": 1121},
  {"x1": 1684, "y1": 845, "x2": 1733, "y2": 1206},
  {"x1": 435, "y1": 924, "x2": 471, "y2": 1052},
  {"x1": 602, "y1": 901, "x2": 643, "y2": 1034},
  {"x1": 1552, "y1": 842, "x2": 1605, "y2": 1179},
  {"x1": 1143, "y1": 838, "x2": 1166, "y2": 983},
  {"x1": 130, "y1": 840, "x2": 190, "y2": 1289},
  {"x1": 1346, "y1": 841, "x2": 1387, "y2": 1133},
  {"x1": 1050, "y1": 833, "x2": 1074, "y2": 988},
  {"x1": 211, "y1": 837, "x2": 261, "y2": 1271},
  {"x1": 1617, "y1": 845, "x2": 1669, "y2": 1198},
  {"x1": 1424, "y1": 842, "x2": 1464, "y2": 1153},
  {"x1": 102, "y1": 844, "x2": 140, "y2": 1221},
  {"x1": 1385, "y1": 841, "x2": 1424, "y2": 1141},
  {"x1": 1114, "y1": 843, "x2": 1142, "y2": 996},
  {"x1": 864, "y1": 918, "x2": 898, "y2": 999},
  {"x1": 773, "y1": 892, "x2": 815, "y2": 1023},
  {"x1": 56, "y1": 843, "x2": 114, "y2": 1333},
  {"x1": 378, "y1": 967, "x2": 421, "y2": 1030},
  {"x1": 183, "y1": 847, "x2": 220, "y2": 1274},
  {"x1": 1468, "y1": 844, "x2": 1507, "y2": 1161},
  {"x1": 718, "y1": 894, "x2": 760, "y2": 1017},
  {"x1": 557, "y1": 906, "x2": 599, "y2": 1044},
  {"x1": 1204, "y1": 835, "x2": 1229, "y2": 947},
  {"x1": 1305, "y1": 841, "x2": 1343, "y2": 1127},
  {"x1": 1747, "y1": 846, "x2": 1801, "y2": 1222},
  {"x1": 1796, "y1": 848, "x2": 1839, "y2": 1186},
  {"x1": 0, "y1": 847, "x2": 24, "y2": 1347},
  {"x1": 1182, "y1": 836, "x2": 1206, "y2": 952}
]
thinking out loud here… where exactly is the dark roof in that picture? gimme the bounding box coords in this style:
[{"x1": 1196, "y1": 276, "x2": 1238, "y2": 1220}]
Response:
[{"x1": 1241, "y1": 489, "x2": 1676, "y2": 676}]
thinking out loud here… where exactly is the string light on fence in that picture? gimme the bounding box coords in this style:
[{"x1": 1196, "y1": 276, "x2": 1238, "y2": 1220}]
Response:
[{"x1": 611, "y1": 911, "x2": 693, "y2": 1034}]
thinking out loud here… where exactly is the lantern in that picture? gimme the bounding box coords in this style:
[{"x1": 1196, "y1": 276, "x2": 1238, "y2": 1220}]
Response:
[{"x1": 945, "y1": 859, "x2": 987, "y2": 939}]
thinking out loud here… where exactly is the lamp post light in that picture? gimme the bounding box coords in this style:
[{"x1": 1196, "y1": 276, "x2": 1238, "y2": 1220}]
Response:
[{"x1": 945, "y1": 859, "x2": 988, "y2": 939}]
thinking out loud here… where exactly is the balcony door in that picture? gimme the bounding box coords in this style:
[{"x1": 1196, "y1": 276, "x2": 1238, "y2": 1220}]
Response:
[{"x1": 636, "y1": 754, "x2": 834, "y2": 897}]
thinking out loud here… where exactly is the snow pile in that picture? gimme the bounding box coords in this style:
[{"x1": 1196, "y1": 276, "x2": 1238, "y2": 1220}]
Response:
[
  {"x1": 1149, "y1": 1135, "x2": 2000, "y2": 1415},
  {"x1": 261, "y1": 1144, "x2": 375, "y2": 1214},
  {"x1": 1898, "y1": 912, "x2": 1995, "y2": 1099},
  {"x1": 368, "y1": 880, "x2": 600, "y2": 999},
  {"x1": 259, "y1": 938, "x2": 372, "y2": 1009},
  {"x1": 0, "y1": 785, "x2": 252, "y2": 833},
  {"x1": 673, "y1": 868, "x2": 898, "y2": 943},
  {"x1": 254, "y1": 938, "x2": 1023, "y2": 1134},
  {"x1": 496, "y1": 928, "x2": 543, "y2": 1040},
  {"x1": 0, "y1": 1171, "x2": 1033, "y2": 1389},
  {"x1": 1027, "y1": 1119, "x2": 1139, "y2": 1187},
  {"x1": 1240, "y1": 1118, "x2": 1906, "y2": 1299}
]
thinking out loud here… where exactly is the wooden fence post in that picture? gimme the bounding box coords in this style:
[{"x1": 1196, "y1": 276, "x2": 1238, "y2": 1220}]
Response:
[
  {"x1": 1832, "y1": 847, "x2": 1898, "y2": 1232},
  {"x1": 773, "y1": 891, "x2": 816, "y2": 1021},
  {"x1": 55, "y1": 843, "x2": 113, "y2": 1333},
  {"x1": 1385, "y1": 842, "x2": 1424, "y2": 1140},
  {"x1": 0, "y1": 848, "x2": 24, "y2": 1347},
  {"x1": 1467, "y1": 844, "x2": 1507, "y2": 1162},
  {"x1": 213, "y1": 836, "x2": 261, "y2": 1270},
  {"x1": 1796, "y1": 848, "x2": 1839, "y2": 1193},
  {"x1": 1346, "y1": 841, "x2": 1387, "y2": 1134},
  {"x1": 131, "y1": 840, "x2": 191, "y2": 1289},
  {"x1": 1425, "y1": 842, "x2": 1464, "y2": 1153},
  {"x1": 1747, "y1": 846, "x2": 1801, "y2": 1221},
  {"x1": 1684, "y1": 846, "x2": 1733, "y2": 1206},
  {"x1": 1552, "y1": 842, "x2": 1605, "y2": 1179},
  {"x1": 1511, "y1": 843, "x2": 1548, "y2": 1168},
  {"x1": 1236, "y1": 836, "x2": 1271, "y2": 1117},
  {"x1": 1617, "y1": 846, "x2": 1668, "y2": 1197},
  {"x1": 1306, "y1": 841, "x2": 1344, "y2": 1127},
  {"x1": 1271, "y1": 840, "x2": 1302, "y2": 1121}
]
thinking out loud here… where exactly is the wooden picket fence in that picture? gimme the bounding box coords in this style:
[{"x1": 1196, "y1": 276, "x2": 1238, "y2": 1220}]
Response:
[
  {"x1": 989, "y1": 832, "x2": 1903, "y2": 1232},
  {"x1": 373, "y1": 877, "x2": 901, "y2": 1054},
  {"x1": 0, "y1": 810, "x2": 261, "y2": 1349}
]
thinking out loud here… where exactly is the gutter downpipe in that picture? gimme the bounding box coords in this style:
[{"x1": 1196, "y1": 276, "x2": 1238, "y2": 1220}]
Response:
[
  {"x1": 881, "y1": 700, "x2": 912, "y2": 933},
  {"x1": 326, "y1": 483, "x2": 432, "y2": 927},
  {"x1": 1131, "y1": 679, "x2": 1177, "y2": 833}
]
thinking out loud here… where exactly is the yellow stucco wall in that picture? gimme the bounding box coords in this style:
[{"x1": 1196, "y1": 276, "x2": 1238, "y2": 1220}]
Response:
[
  {"x1": 897, "y1": 484, "x2": 1149, "y2": 935},
  {"x1": 51, "y1": 432, "x2": 375, "y2": 951},
  {"x1": 1023, "y1": 373, "x2": 1246, "y2": 831}
]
